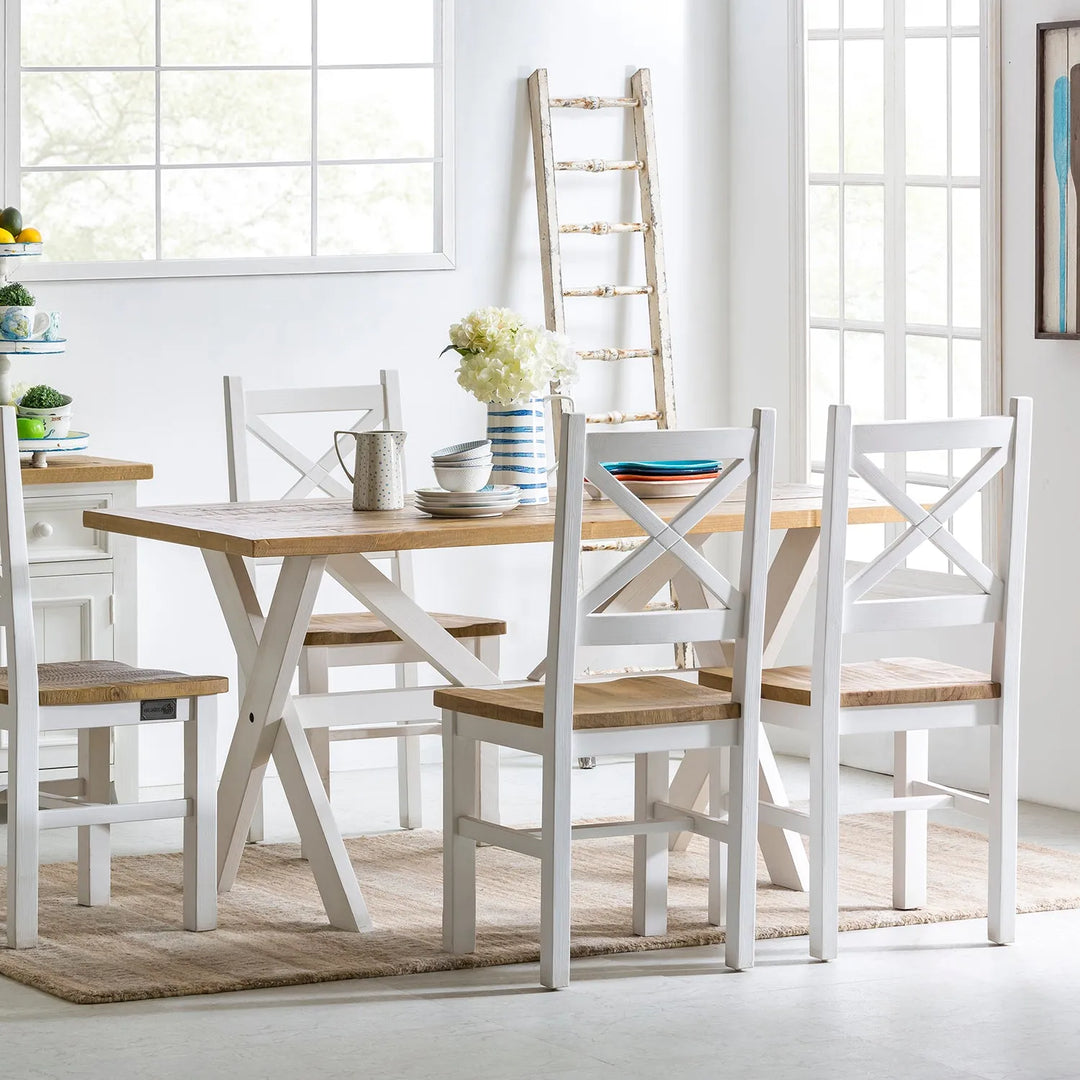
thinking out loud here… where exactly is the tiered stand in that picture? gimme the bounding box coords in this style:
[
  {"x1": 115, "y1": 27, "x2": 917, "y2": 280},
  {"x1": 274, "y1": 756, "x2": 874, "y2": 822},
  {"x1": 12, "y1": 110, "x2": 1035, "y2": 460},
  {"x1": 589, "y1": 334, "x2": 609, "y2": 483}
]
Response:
[{"x1": 0, "y1": 243, "x2": 83, "y2": 467}]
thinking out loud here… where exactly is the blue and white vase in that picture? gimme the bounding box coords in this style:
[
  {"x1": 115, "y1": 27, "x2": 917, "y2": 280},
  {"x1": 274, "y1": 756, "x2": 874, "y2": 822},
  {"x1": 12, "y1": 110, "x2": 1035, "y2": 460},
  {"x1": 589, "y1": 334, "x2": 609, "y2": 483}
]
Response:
[{"x1": 486, "y1": 395, "x2": 550, "y2": 505}]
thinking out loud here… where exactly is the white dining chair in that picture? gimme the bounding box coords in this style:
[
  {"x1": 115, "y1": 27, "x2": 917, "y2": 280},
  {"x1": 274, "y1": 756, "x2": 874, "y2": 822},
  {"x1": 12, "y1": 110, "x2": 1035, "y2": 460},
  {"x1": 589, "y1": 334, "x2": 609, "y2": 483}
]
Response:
[
  {"x1": 701, "y1": 399, "x2": 1033, "y2": 960},
  {"x1": 224, "y1": 371, "x2": 506, "y2": 839},
  {"x1": 0, "y1": 407, "x2": 225, "y2": 948},
  {"x1": 435, "y1": 407, "x2": 774, "y2": 988}
]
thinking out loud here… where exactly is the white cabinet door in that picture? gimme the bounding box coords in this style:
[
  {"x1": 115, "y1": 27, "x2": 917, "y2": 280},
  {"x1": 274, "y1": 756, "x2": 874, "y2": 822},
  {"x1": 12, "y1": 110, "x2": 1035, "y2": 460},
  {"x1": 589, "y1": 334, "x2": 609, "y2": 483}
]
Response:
[{"x1": 0, "y1": 573, "x2": 113, "y2": 774}]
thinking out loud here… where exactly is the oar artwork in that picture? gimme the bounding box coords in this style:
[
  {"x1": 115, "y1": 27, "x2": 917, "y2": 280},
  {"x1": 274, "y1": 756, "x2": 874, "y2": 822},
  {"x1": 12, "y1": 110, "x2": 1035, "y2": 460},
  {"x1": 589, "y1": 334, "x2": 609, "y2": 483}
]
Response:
[
  {"x1": 1071, "y1": 65, "x2": 1080, "y2": 322},
  {"x1": 1053, "y1": 75, "x2": 1070, "y2": 333}
]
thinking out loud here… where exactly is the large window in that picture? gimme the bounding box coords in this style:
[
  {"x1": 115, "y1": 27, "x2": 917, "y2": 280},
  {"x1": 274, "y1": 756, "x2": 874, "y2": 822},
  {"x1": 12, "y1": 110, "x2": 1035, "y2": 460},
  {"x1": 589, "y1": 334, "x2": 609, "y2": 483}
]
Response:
[
  {"x1": 800, "y1": 0, "x2": 998, "y2": 569},
  {"x1": 4, "y1": 0, "x2": 452, "y2": 278}
]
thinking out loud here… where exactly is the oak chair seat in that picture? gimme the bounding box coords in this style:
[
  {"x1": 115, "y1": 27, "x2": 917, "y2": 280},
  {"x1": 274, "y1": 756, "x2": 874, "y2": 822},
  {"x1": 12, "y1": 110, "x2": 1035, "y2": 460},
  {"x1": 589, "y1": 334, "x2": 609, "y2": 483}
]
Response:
[
  {"x1": 436, "y1": 674, "x2": 739, "y2": 730},
  {"x1": 699, "y1": 657, "x2": 999, "y2": 708},
  {"x1": 304, "y1": 612, "x2": 506, "y2": 648},
  {"x1": 0, "y1": 660, "x2": 229, "y2": 707}
]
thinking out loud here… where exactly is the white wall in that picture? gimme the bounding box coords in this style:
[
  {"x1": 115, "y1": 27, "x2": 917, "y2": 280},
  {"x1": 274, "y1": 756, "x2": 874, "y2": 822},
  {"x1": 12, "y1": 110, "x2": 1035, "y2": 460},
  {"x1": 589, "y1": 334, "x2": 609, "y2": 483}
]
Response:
[{"x1": 19, "y1": 0, "x2": 728, "y2": 786}]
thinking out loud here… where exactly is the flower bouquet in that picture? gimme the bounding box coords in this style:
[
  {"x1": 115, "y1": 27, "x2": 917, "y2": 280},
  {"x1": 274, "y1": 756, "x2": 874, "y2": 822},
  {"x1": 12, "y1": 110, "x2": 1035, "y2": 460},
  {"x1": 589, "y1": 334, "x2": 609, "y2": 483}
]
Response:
[{"x1": 442, "y1": 307, "x2": 577, "y2": 503}]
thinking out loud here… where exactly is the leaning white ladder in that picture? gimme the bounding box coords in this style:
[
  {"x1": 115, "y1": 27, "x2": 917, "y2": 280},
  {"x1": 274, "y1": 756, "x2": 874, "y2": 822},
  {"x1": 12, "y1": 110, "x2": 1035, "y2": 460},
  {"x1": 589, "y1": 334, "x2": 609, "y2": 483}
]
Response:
[{"x1": 528, "y1": 67, "x2": 686, "y2": 767}]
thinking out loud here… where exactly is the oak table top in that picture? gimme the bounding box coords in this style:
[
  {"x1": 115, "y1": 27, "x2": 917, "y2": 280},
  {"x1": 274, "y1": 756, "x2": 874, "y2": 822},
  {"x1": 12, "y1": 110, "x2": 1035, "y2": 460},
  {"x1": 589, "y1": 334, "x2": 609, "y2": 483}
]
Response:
[
  {"x1": 83, "y1": 482, "x2": 900, "y2": 559},
  {"x1": 22, "y1": 455, "x2": 154, "y2": 486}
]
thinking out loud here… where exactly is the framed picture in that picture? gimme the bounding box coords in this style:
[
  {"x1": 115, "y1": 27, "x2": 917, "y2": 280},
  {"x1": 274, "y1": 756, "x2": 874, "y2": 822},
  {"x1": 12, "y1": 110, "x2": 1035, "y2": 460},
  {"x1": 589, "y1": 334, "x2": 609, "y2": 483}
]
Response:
[{"x1": 1037, "y1": 21, "x2": 1080, "y2": 338}]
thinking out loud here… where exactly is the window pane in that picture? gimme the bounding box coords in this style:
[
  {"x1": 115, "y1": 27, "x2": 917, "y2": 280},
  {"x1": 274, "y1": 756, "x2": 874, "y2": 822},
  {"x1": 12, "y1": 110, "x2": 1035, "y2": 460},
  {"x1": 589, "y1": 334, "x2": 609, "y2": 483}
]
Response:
[
  {"x1": 808, "y1": 184, "x2": 841, "y2": 319},
  {"x1": 318, "y1": 164, "x2": 433, "y2": 255},
  {"x1": 161, "y1": 167, "x2": 311, "y2": 258},
  {"x1": 845, "y1": 330, "x2": 885, "y2": 423},
  {"x1": 22, "y1": 0, "x2": 154, "y2": 66},
  {"x1": 952, "y1": 187, "x2": 981, "y2": 328},
  {"x1": 319, "y1": 0, "x2": 434, "y2": 65},
  {"x1": 22, "y1": 72, "x2": 155, "y2": 167},
  {"x1": 161, "y1": 72, "x2": 311, "y2": 165},
  {"x1": 906, "y1": 335, "x2": 950, "y2": 474},
  {"x1": 951, "y1": 35, "x2": 981, "y2": 176},
  {"x1": 809, "y1": 329, "x2": 841, "y2": 462},
  {"x1": 844, "y1": 185, "x2": 885, "y2": 320},
  {"x1": 161, "y1": 0, "x2": 310, "y2": 65},
  {"x1": 318, "y1": 70, "x2": 435, "y2": 160},
  {"x1": 906, "y1": 38, "x2": 948, "y2": 174},
  {"x1": 952, "y1": 338, "x2": 981, "y2": 416},
  {"x1": 805, "y1": 0, "x2": 839, "y2": 29},
  {"x1": 906, "y1": 0, "x2": 946, "y2": 26},
  {"x1": 807, "y1": 41, "x2": 840, "y2": 174},
  {"x1": 844, "y1": 0, "x2": 884, "y2": 29},
  {"x1": 951, "y1": 0, "x2": 980, "y2": 26},
  {"x1": 906, "y1": 185, "x2": 948, "y2": 325},
  {"x1": 844, "y1": 40, "x2": 884, "y2": 173},
  {"x1": 24, "y1": 169, "x2": 155, "y2": 261}
]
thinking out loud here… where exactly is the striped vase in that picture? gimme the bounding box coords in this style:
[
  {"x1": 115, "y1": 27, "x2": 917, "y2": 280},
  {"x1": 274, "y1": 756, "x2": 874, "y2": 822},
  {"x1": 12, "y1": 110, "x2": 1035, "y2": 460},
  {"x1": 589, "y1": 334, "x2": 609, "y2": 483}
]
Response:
[{"x1": 486, "y1": 395, "x2": 550, "y2": 505}]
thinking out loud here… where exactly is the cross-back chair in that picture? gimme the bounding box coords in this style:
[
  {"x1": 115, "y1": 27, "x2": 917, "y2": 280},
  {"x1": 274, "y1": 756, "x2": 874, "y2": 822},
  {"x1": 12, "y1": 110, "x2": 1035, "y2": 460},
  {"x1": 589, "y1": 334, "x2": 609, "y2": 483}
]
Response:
[
  {"x1": 0, "y1": 407, "x2": 224, "y2": 947},
  {"x1": 435, "y1": 407, "x2": 775, "y2": 988},
  {"x1": 701, "y1": 399, "x2": 1032, "y2": 960},
  {"x1": 224, "y1": 371, "x2": 506, "y2": 838}
]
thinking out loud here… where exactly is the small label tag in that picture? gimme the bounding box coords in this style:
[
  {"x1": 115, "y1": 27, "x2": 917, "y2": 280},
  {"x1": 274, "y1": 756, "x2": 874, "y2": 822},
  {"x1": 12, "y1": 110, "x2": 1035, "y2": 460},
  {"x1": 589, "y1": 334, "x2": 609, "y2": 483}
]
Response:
[{"x1": 141, "y1": 699, "x2": 177, "y2": 721}]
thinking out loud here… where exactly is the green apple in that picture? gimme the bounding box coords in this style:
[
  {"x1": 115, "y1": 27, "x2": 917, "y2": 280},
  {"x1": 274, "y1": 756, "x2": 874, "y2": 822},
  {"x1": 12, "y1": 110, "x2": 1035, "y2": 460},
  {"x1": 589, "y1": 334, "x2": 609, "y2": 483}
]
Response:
[{"x1": 17, "y1": 416, "x2": 45, "y2": 439}]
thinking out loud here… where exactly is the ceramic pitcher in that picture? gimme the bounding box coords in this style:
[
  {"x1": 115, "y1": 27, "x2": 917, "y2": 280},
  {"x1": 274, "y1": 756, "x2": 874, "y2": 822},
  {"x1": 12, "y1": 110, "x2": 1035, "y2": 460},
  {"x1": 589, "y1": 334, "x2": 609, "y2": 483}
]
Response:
[{"x1": 334, "y1": 429, "x2": 407, "y2": 510}]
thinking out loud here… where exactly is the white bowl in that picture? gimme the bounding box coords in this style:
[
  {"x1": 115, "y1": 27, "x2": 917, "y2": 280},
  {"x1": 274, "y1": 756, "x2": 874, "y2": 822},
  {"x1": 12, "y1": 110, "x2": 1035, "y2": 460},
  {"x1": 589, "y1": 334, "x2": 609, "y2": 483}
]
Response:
[
  {"x1": 431, "y1": 439, "x2": 491, "y2": 462},
  {"x1": 433, "y1": 462, "x2": 493, "y2": 492}
]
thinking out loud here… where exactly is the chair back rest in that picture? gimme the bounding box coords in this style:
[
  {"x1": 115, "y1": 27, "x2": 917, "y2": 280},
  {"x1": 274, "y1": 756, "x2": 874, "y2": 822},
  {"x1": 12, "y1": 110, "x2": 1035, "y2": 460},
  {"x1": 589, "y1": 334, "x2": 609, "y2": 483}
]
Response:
[
  {"x1": 0, "y1": 408, "x2": 40, "y2": 722},
  {"x1": 223, "y1": 370, "x2": 403, "y2": 502},
  {"x1": 542, "y1": 409, "x2": 776, "y2": 734},
  {"x1": 815, "y1": 399, "x2": 1032, "y2": 684}
]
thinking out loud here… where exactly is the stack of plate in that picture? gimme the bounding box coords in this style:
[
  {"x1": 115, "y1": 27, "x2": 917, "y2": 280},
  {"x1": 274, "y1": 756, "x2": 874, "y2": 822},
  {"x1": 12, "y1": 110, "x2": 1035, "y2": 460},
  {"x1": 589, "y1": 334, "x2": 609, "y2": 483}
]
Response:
[
  {"x1": 414, "y1": 485, "x2": 521, "y2": 518},
  {"x1": 591, "y1": 459, "x2": 722, "y2": 499}
]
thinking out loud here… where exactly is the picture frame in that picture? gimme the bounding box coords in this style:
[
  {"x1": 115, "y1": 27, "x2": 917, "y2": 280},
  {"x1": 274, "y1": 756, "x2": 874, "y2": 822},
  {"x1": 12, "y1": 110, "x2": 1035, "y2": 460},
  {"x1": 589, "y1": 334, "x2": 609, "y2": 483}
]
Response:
[{"x1": 1036, "y1": 20, "x2": 1080, "y2": 339}]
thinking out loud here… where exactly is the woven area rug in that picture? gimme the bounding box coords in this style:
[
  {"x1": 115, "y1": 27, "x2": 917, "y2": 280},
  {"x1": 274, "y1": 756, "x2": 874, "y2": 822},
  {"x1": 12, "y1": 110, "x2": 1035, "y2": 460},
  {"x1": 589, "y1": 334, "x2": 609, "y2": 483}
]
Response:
[{"x1": 2, "y1": 815, "x2": 1079, "y2": 1004}]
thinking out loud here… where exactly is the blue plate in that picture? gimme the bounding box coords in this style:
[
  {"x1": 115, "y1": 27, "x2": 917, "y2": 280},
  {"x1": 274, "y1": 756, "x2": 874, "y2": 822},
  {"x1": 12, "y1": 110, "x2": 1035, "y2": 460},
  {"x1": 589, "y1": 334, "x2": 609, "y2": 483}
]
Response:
[{"x1": 602, "y1": 459, "x2": 721, "y2": 476}]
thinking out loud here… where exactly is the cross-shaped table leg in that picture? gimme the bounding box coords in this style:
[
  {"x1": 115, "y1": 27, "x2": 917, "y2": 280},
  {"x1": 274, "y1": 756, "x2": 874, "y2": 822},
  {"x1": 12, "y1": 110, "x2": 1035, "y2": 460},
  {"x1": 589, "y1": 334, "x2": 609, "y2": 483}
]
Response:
[{"x1": 204, "y1": 550, "x2": 372, "y2": 931}]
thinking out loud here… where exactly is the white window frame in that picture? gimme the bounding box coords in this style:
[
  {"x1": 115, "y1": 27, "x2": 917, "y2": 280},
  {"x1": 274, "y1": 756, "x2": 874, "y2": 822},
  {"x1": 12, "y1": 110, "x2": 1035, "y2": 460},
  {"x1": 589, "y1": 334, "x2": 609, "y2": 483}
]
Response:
[
  {"x1": 788, "y1": 0, "x2": 1003, "y2": 489},
  {"x1": 0, "y1": 0, "x2": 455, "y2": 282}
]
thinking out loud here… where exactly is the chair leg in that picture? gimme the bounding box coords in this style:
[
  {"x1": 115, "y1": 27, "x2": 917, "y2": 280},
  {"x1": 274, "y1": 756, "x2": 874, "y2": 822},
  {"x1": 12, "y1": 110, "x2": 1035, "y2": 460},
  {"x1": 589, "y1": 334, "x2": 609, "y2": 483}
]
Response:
[
  {"x1": 725, "y1": 735, "x2": 758, "y2": 971},
  {"x1": 893, "y1": 729, "x2": 928, "y2": 910},
  {"x1": 442, "y1": 711, "x2": 477, "y2": 954},
  {"x1": 632, "y1": 751, "x2": 669, "y2": 936},
  {"x1": 474, "y1": 635, "x2": 501, "y2": 825},
  {"x1": 539, "y1": 740, "x2": 573, "y2": 989},
  {"x1": 242, "y1": 661, "x2": 265, "y2": 846},
  {"x1": 299, "y1": 648, "x2": 331, "y2": 859},
  {"x1": 183, "y1": 697, "x2": 218, "y2": 932},
  {"x1": 988, "y1": 713, "x2": 1019, "y2": 944},
  {"x1": 809, "y1": 736, "x2": 839, "y2": 961},
  {"x1": 708, "y1": 746, "x2": 730, "y2": 927},
  {"x1": 77, "y1": 727, "x2": 111, "y2": 907},
  {"x1": 392, "y1": 642, "x2": 424, "y2": 830},
  {"x1": 7, "y1": 703, "x2": 39, "y2": 949}
]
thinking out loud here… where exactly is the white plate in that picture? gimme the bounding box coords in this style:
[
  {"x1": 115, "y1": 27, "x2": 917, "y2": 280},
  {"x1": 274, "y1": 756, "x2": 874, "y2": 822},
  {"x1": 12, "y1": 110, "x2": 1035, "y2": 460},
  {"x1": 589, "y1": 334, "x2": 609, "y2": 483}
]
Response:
[
  {"x1": 417, "y1": 504, "x2": 515, "y2": 518},
  {"x1": 416, "y1": 497, "x2": 520, "y2": 511},
  {"x1": 414, "y1": 485, "x2": 518, "y2": 502},
  {"x1": 584, "y1": 476, "x2": 716, "y2": 500}
]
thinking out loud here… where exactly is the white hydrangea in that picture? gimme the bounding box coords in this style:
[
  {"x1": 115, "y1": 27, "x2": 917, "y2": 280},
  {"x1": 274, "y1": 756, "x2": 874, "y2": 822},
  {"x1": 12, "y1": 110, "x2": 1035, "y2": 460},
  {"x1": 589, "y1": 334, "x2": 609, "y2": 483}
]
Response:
[{"x1": 446, "y1": 306, "x2": 577, "y2": 406}]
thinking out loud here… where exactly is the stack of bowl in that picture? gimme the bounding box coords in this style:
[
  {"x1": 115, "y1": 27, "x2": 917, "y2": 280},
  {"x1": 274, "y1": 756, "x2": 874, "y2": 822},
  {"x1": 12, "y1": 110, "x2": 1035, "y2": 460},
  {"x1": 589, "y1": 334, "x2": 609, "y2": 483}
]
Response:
[{"x1": 431, "y1": 439, "x2": 493, "y2": 492}]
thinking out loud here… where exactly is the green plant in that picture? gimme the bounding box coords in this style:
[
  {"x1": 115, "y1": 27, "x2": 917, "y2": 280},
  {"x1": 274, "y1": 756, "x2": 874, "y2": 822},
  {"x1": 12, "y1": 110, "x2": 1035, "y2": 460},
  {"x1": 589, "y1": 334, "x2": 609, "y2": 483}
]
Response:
[
  {"x1": 20, "y1": 384, "x2": 68, "y2": 409},
  {"x1": 0, "y1": 282, "x2": 35, "y2": 307}
]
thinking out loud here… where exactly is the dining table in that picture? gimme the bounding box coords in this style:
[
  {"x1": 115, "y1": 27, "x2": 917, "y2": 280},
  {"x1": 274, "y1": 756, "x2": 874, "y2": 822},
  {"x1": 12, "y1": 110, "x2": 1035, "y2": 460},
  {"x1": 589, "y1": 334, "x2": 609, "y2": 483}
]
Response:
[{"x1": 84, "y1": 482, "x2": 902, "y2": 931}]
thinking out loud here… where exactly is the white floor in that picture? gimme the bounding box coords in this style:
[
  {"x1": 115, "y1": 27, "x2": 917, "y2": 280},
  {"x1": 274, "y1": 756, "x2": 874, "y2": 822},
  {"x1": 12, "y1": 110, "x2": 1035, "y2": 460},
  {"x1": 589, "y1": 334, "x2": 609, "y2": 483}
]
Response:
[{"x1": 4, "y1": 754, "x2": 1080, "y2": 1080}]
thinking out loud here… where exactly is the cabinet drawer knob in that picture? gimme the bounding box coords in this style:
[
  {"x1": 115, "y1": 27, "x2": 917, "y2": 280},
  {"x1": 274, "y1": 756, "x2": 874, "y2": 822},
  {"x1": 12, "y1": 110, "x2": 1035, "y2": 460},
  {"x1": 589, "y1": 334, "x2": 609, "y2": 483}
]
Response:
[{"x1": 31, "y1": 521, "x2": 54, "y2": 539}]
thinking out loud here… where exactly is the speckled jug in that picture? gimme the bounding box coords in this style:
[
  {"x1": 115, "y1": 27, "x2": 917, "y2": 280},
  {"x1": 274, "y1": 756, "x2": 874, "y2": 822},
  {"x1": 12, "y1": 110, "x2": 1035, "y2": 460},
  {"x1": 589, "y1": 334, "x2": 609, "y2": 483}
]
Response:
[{"x1": 334, "y1": 429, "x2": 407, "y2": 511}]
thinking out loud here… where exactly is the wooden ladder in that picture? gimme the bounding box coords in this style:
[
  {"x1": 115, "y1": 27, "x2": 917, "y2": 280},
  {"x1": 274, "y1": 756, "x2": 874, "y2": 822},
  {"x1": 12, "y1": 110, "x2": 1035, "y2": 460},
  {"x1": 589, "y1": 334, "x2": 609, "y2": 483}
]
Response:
[{"x1": 528, "y1": 68, "x2": 686, "y2": 767}]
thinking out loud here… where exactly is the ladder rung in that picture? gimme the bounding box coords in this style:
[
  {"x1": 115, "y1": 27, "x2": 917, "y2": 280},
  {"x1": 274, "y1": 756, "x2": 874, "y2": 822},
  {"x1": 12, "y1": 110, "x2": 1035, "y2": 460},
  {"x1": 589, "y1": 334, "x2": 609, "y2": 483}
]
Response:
[
  {"x1": 560, "y1": 221, "x2": 649, "y2": 235},
  {"x1": 577, "y1": 348, "x2": 656, "y2": 362},
  {"x1": 549, "y1": 96, "x2": 639, "y2": 110},
  {"x1": 586, "y1": 410, "x2": 662, "y2": 425},
  {"x1": 555, "y1": 159, "x2": 643, "y2": 172},
  {"x1": 583, "y1": 665, "x2": 675, "y2": 676},
  {"x1": 563, "y1": 284, "x2": 654, "y2": 298}
]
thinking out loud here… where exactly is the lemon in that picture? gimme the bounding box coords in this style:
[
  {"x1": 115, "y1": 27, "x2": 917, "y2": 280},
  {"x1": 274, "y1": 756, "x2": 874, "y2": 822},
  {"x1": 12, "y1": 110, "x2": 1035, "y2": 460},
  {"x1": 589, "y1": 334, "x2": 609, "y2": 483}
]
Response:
[
  {"x1": 0, "y1": 229, "x2": 15, "y2": 244},
  {"x1": 15, "y1": 227, "x2": 40, "y2": 243}
]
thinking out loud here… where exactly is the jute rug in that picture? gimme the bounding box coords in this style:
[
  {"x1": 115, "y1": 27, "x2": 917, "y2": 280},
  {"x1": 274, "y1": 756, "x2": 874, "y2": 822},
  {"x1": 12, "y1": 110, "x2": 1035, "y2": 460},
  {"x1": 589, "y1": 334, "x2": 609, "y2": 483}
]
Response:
[{"x1": 2, "y1": 815, "x2": 1079, "y2": 1004}]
